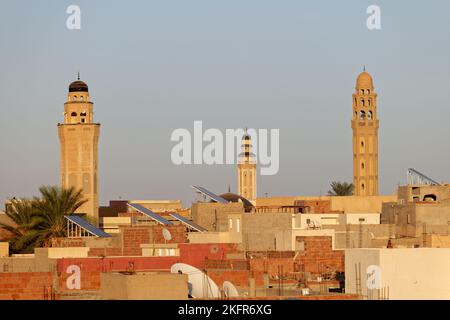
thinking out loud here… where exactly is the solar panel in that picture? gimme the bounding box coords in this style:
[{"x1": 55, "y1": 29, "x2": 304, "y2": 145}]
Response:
[
  {"x1": 65, "y1": 215, "x2": 111, "y2": 238},
  {"x1": 127, "y1": 203, "x2": 173, "y2": 226},
  {"x1": 169, "y1": 213, "x2": 208, "y2": 232},
  {"x1": 191, "y1": 186, "x2": 229, "y2": 204}
]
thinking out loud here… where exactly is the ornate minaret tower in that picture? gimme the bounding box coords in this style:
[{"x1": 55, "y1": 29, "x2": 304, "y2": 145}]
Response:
[
  {"x1": 352, "y1": 69, "x2": 379, "y2": 196},
  {"x1": 238, "y1": 130, "x2": 257, "y2": 203},
  {"x1": 58, "y1": 75, "x2": 100, "y2": 222}
]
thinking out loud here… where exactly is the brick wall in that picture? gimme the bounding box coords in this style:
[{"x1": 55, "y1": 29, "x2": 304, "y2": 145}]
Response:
[
  {"x1": 294, "y1": 236, "x2": 344, "y2": 275},
  {"x1": 122, "y1": 227, "x2": 150, "y2": 256},
  {"x1": 249, "y1": 258, "x2": 294, "y2": 277},
  {"x1": 178, "y1": 243, "x2": 239, "y2": 269},
  {"x1": 85, "y1": 225, "x2": 187, "y2": 257},
  {"x1": 208, "y1": 270, "x2": 267, "y2": 287},
  {"x1": 0, "y1": 272, "x2": 58, "y2": 300},
  {"x1": 204, "y1": 259, "x2": 248, "y2": 270}
]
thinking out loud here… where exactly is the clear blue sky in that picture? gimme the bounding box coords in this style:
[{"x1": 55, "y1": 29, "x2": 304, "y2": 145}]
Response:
[{"x1": 1, "y1": 1, "x2": 449, "y2": 207}]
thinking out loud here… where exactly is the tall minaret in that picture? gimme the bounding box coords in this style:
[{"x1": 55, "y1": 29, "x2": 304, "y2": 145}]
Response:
[
  {"x1": 351, "y1": 69, "x2": 379, "y2": 196},
  {"x1": 58, "y1": 75, "x2": 100, "y2": 222},
  {"x1": 238, "y1": 130, "x2": 257, "y2": 203}
]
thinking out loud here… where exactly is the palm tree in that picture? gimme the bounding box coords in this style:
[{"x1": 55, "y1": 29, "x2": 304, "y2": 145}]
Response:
[
  {"x1": 0, "y1": 186, "x2": 87, "y2": 253},
  {"x1": 327, "y1": 181, "x2": 354, "y2": 196},
  {"x1": 32, "y1": 186, "x2": 88, "y2": 248},
  {"x1": 0, "y1": 198, "x2": 41, "y2": 253}
]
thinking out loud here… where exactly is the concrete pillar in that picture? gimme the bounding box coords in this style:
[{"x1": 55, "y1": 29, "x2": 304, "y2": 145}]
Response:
[
  {"x1": 263, "y1": 273, "x2": 269, "y2": 288},
  {"x1": 249, "y1": 278, "x2": 256, "y2": 297}
]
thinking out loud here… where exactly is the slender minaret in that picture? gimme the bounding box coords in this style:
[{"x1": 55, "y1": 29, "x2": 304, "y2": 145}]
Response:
[
  {"x1": 351, "y1": 69, "x2": 379, "y2": 196},
  {"x1": 58, "y1": 75, "x2": 100, "y2": 222},
  {"x1": 238, "y1": 129, "x2": 257, "y2": 203}
]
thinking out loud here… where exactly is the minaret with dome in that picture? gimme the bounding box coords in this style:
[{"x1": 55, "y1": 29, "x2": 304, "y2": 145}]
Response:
[
  {"x1": 237, "y1": 129, "x2": 257, "y2": 204},
  {"x1": 58, "y1": 75, "x2": 100, "y2": 222},
  {"x1": 351, "y1": 69, "x2": 379, "y2": 196}
]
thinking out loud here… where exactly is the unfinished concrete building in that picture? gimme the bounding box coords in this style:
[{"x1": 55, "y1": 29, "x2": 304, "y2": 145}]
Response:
[{"x1": 381, "y1": 185, "x2": 450, "y2": 243}]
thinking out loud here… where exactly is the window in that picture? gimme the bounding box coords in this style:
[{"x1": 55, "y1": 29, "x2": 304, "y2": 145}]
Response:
[
  {"x1": 423, "y1": 194, "x2": 437, "y2": 202},
  {"x1": 229, "y1": 218, "x2": 233, "y2": 229},
  {"x1": 358, "y1": 218, "x2": 366, "y2": 222},
  {"x1": 73, "y1": 96, "x2": 77, "y2": 101},
  {"x1": 360, "y1": 89, "x2": 364, "y2": 95},
  {"x1": 368, "y1": 111, "x2": 373, "y2": 120},
  {"x1": 80, "y1": 112, "x2": 87, "y2": 117},
  {"x1": 359, "y1": 110, "x2": 366, "y2": 120},
  {"x1": 306, "y1": 218, "x2": 311, "y2": 225},
  {"x1": 361, "y1": 183, "x2": 365, "y2": 191},
  {"x1": 407, "y1": 214, "x2": 411, "y2": 224},
  {"x1": 366, "y1": 89, "x2": 370, "y2": 95},
  {"x1": 368, "y1": 99, "x2": 371, "y2": 106},
  {"x1": 361, "y1": 99, "x2": 365, "y2": 107},
  {"x1": 236, "y1": 218, "x2": 240, "y2": 233},
  {"x1": 71, "y1": 112, "x2": 77, "y2": 117},
  {"x1": 80, "y1": 96, "x2": 84, "y2": 101},
  {"x1": 361, "y1": 162, "x2": 365, "y2": 170}
]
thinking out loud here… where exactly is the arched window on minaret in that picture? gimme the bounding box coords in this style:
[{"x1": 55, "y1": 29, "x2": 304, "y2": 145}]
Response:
[
  {"x1": 361, "y1": 99, "x2": 365, "y2": 107},
  {"x1": 366, "y1": 89, "x2": 371, "y2": 94},
  {"x1": 359, "y1": 110, "x2": 366, "y2": 120},
  {"x1": 80, "y1": 112, "x2": 87, "y2": 123},
  {"x1": 368, "y1": 99, "x2": 371, "y2": 106},
  {"x1": 360, "y1": 89, "x2": 364, "y2": 95},
  {"x1": 368, "y1": 111, "x2": 373, "y2": 120}
]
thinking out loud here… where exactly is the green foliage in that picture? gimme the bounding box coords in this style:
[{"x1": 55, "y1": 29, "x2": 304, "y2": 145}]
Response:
[
  {"x1": 0, "y1": 186, "x2": 87, "y2": 253},
  {"x1": 327, "y1": 181, "x2": 354, "y2": 196}
]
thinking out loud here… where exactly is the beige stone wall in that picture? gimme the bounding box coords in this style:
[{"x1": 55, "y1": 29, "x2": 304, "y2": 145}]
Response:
[
  {"x1": 191, "y1": 202, "x2": 244, "y2": 232},
  {"x1": 0, "y1": 242, "x2": 9, "y2": 258},
  {"x1": 275, "y1": 229, "x2": 336, "y2": 251},
  {"x1": 241, "y1": 212, "x2": 292, "y2": 251},
  {"x1": 45, "y1": 247, "x2": 90, "y2": 259},
  {"x1": 188, "y1": 232, "x2": 232, "y2": 244},
  {"x1": 424, "y1": 234, "x2": 450, "y2": 248},
  {"x1": 325, "y1": 224, "x2": 393, "y2": 249},
  {"x1": 0, "y1": 252, "x2": 57, "y2": 273},
  {"x1": 397, "y1": 185, "x2": 450, "y2": 203},
  {"x1": 346, "y1": 248, "x2": 450, "y2": 299},
  {"x1": 382, "y1": 200, "x2": 450, "y2": 238},
  {"x1": 100, "y1": 272, "x2": 188, "y2": 300}
]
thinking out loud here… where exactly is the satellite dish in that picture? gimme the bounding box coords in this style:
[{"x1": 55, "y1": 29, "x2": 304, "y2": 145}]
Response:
[
  {"x1": 162, "y1": 228, "x2": 172, "y2": 241},
  {"x1": 223, "y1": 281, "x2": 239, "y2": 298},
  {"x1": 170, "y1": 263, "x2": 220, "y2": 298}
]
